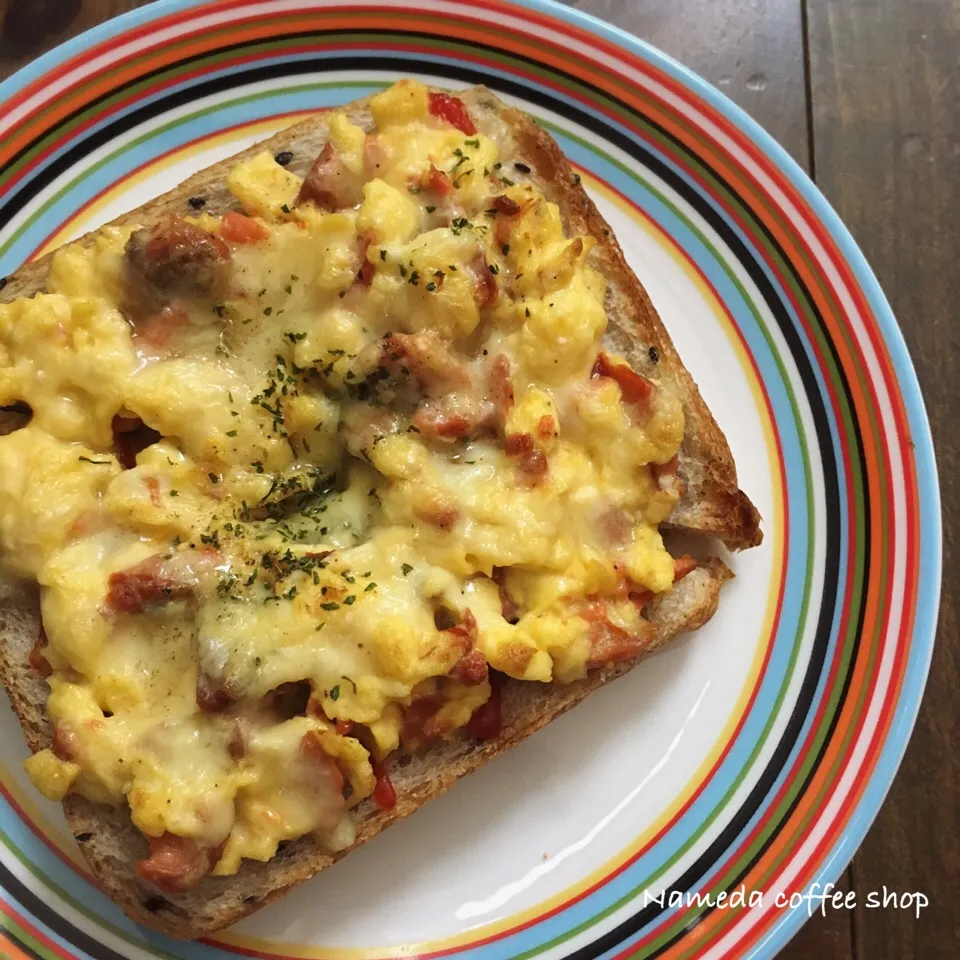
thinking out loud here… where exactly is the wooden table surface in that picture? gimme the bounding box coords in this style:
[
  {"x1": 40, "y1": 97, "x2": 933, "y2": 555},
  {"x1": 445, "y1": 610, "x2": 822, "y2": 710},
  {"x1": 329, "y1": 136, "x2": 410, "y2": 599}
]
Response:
[{"x1": 0, "y1": 0, "x2": 956, "y2": 957}]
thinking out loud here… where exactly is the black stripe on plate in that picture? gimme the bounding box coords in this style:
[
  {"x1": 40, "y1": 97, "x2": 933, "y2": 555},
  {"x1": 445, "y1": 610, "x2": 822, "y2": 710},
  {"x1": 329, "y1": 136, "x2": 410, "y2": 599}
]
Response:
[
  {"x1": 0, "y1": 860, "x2": 129, "y2": 960},
  {"x1": 1, "y1": 925, "x2": 48, "y2": 960}
]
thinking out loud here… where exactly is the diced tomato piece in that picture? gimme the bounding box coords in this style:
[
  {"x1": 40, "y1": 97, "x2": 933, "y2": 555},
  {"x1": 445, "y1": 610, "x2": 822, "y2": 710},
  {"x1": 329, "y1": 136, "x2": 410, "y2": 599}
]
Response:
[
  {"x1": 145, "y1": 476, "x2": 162, "y2": 508},
  {"x1": 486, "y1": 354, "x2": 514, "y2": 419},
  {"x1": 449, "y1": 649, "x2": 488, "y2": 686},
  {"x1": 299, "y1": 731, "x2": 346, "y2": 795},
  {"x1": 673, "y1": 555, "x2": 699, "y2": 581},
  {"x1": 220, "y1": 211, "x2": 269, "y2": 245},
  {"x1": 106, "y1": 552, "x2": 216, "y2": 614},
  {"x1": 305, "y1": 698, "x2": 353, "y2": 735},
  {"x1": 492, "y1": 567, "x2": 520, "y2": 624},
  {"x1": 585, "y1": 616, "x2": 656, "y2": 669},
  {"x1": 412, "y1": 393, "x2": 489, "y2": 442},
  {"x1": 196, "y1": 671, "x2": 232, "y2": 713},
  {"x1": 537, "y1": 415, "x2": 556, "y2": 440},
  {"x1": 446, "y1": 608, "x2": 478, "y2": 646},
  {"x1": 135, "y1": 304, "x2": 189, "y2": 350},
  {"x1": 107, "y1": 555, "x2": 182, "y2": 613},
  {"x1": 51, "y1": 725, "x2": 79, "y2": 762},
  {"x1": 446, "y1": 610, "x2": 488, "y2": 686},
  {"x1": 357, "y1": 260, "x2": 376, "y2": 286},
  {"x1": 427, "y1": 91, "x2": 476, "y2": 135},
  {"x1": 504, "y1": 433, "x2": 534, "y2": 456},
  {"x1": 467, "y1": 671, "x2": 504, "y2": 740},
  {"x1": 400, "y1": 693, "x2": 448, "y2": 748},
  {"x1": 470, "y1": 255, "x2": 497, "y2": 309},
  {"x1": 298, "y1": 141, "x2": 363, "y2": 210},
  {"x1": 355, "y1": 233, "x2": 376, "y2": 286},
  {"x1": 29, "y1": 625, "x2": 51, "y2": 678},
  {"x1": 592, "y1": 352, "x2": 656, "y2": 407},
  {"x1": 424, "y1": 163, "x2": 453, "y2": 196},
  {"x1": 381, "y1": 331, "x2": 472, "y2": 392},
  {"x1": 125, "y1": 216, "x2": 230, "y2": 298},
  {"x1": 504, "y1": 432, "x2": 548, "y2": 485},
  {"x1": 413, "y1": 407, "x2": 474, "y2": 440},
  {"x1": 372, "y1": 758, "x2": 397, "y2": 810},
  {"x1": 303, "y1": 695, "x2": 352, "y2": 737},
  {"x1": 578, "y1": 599, "x2": 608, "y2": 624},
  {"x1": 581, "y1": 597, "x2": 657, "y2": 669},
  {"x1": 136, "y1": 833, "x2": 218, "y2": 893},
  {"x1": 518, "y1": 449, "x2": 548, "y2": 484},
  {"x1": 629, "y1": 589, "x2": 654, "y2": 610}
]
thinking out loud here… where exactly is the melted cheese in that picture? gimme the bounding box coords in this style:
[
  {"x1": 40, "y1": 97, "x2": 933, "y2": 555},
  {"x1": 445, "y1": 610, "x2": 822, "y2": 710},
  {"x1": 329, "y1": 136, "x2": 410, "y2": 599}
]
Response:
[{"x1": 0, "y1": 80, "x2": 685, "y2": 877}]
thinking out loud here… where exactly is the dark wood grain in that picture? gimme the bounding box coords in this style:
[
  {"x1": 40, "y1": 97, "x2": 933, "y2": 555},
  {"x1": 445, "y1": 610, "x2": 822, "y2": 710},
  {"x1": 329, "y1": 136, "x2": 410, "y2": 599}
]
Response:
[
  {"x1": 572, "y1": 0, "x2": 811, "y2": 169},
  {"x1": 0, "y1": 0, "x2": 153, "y2": 79},
  {"x1": 807, "y1": 1, "x2": 960, "y2": 958},
  {"x1": 787, "y1": 869, "x2": 859, "y2": 959}
]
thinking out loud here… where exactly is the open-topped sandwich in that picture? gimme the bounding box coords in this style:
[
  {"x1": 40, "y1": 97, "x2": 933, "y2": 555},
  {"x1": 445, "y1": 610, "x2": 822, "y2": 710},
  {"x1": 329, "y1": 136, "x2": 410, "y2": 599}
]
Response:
[{"x1": 0, "y1": 80, "x2": 760, "y2": 937}]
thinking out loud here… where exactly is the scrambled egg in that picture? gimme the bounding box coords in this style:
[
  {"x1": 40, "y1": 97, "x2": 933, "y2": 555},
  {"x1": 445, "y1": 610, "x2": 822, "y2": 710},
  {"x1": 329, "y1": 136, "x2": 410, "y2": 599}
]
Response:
[{"x1": 0, "y1": 81, "x2": 685, "y2": 888}]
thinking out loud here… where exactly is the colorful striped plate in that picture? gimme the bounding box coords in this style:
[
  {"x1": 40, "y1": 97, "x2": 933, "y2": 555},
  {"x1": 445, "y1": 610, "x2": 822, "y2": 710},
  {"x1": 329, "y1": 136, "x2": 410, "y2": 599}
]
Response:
[{"x1": 0, "y1": 2, "x2": 941, "y2": 959}]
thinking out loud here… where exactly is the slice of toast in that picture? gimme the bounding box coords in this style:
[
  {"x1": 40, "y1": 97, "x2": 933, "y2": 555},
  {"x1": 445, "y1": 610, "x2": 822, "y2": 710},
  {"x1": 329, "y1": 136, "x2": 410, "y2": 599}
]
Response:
[{"x1": 0, "y1": 85, "x2": 759, "y2": 938}]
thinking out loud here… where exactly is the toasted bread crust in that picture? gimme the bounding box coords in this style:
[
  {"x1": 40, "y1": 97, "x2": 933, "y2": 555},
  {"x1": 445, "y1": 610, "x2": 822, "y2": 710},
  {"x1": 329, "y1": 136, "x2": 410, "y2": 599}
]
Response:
[{"x1": 0, "y1": 85, "x2": 757, "y2": 937}]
